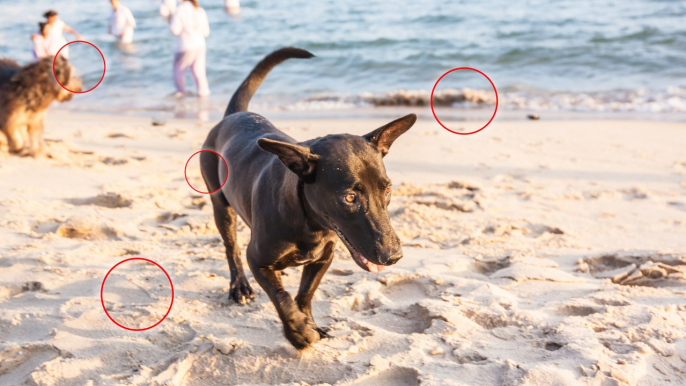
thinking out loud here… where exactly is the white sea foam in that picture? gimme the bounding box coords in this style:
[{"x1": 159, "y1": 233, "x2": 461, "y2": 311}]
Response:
[{"x1": 279, "y1": 87, "x2": 686, "y2": 113}]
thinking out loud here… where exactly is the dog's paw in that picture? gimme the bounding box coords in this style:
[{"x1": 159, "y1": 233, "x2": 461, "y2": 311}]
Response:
[
  {"x1": 284, "y1": 312, "x2": 321, "y2": 350},
  {"x1": 15, "y1": 148, "x2": 31, "y2": 157},
  {"x1": 27, "y1": 149, "x2": 45, "y2": 158},
  {"x1": 229, "y1": 276, "x2": 255, "y2": 305}
]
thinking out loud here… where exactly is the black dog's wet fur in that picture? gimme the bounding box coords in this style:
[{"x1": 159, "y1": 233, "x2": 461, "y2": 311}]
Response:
[{"x1": 201, "y1": 47, "x2": 417, "y2": 349}]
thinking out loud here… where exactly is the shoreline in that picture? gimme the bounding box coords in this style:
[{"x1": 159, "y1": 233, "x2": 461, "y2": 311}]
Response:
[{"x1": 55, "y1": 103, "x2": 686, "y2": 124}]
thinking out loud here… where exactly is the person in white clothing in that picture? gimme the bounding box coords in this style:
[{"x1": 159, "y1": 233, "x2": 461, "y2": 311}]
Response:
[
  {"x1": 159, "y1": 0, "x2": 178, "y2": 21},
  {"x1": 170, "y1": 0, "x2": 210, "y2": 97},
  {"x1": 109, "y1": 0, "x2": 136, "y2": 44},
  {"x1": 43, "y1": 10, "x2": 82, "y2": 60},
  {"x1": 31, "y1": 22, "x2": 53, "y2": 61},
  {"x1": 225, "y1": 0, "x2": 240, "y2": 15}
]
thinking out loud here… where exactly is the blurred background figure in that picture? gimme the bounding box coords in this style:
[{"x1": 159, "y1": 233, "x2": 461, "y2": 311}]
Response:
[
  {"x1": 159, "y1": 0, "x2": 178, "y2": 22},
  {"x1": 225, "y1": 0, "x2": 240, "y2": 15},
  {"x1": 170, "y1": 0, "x2": 210, "y2": 97},
  {"x1": 109, "y1": 0, "x2": 136, "y2": 44},
  {"x1": 43, "y1": 10, "x2": 82, "y2": 59},
  {"x1": 31, "y1": 22, "x2": 52, "y2": 61}
]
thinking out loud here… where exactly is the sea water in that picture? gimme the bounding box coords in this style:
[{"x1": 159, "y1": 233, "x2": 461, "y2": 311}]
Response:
[{"x1": 1, "y1": 0, "x2": 685, "y2": 118}]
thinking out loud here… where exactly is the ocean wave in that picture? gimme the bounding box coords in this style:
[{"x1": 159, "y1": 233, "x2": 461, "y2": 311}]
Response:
[
  {"x1": 280, "y1": 87, "x2": 686, "y2": 113},
  {"x1": 284, "y1": 88, "x2": 496, "y2": 110}
]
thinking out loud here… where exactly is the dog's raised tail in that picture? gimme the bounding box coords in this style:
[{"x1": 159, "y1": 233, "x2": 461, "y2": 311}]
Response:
[{"x1": 224, "y1": 47, "x2": 314, "y2": 117}]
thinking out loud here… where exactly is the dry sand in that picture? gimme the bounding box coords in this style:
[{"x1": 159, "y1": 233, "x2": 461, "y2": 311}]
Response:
[{"x1": 1, "y1": 111, "x2": 686, "y2": 385}]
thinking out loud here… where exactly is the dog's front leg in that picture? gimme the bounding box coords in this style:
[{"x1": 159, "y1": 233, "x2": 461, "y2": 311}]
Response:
[
  {"x1": 247, "y1": 257, "x2": 320, "y2": 349},
  {"x1": 0, "y1": 130, "x2": 7, "y2": 152},
  {"x1": 27, "y1": 115, "x2": 46, "y2": 157},
  {"x1": 4, "y1": 115, "x2": 26, "y2": 154},
  {"x1": 295, "y1": 242, "x2": 334, "y2": 338}
]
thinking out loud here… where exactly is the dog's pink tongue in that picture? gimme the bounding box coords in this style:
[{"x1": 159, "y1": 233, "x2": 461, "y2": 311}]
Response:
[{"x1": 366, "y1": 260, "x2": 384, "y2": 273}]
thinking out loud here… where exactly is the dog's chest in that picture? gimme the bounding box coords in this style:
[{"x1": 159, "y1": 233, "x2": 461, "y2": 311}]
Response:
[
  {"x1": 291, "y1": 250, "x2": 317, "y2": 265},
  {"x1": 279, "y1": 238, "x2": 333, "y2": 268},
  {"x1": 291, "y1": 243, "x2": 326, "y2": 265}
]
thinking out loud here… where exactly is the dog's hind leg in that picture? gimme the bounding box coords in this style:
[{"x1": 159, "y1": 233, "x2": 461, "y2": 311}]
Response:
[
  {"x1": 213, "y1": 197, "x2": 255, "y2": 305},
  {"x1": 200, "y1": 151, "x2": 255, "y2": 305},
  {"x1": 295, "y1": 242, "x2": 334, "y2": 338}
]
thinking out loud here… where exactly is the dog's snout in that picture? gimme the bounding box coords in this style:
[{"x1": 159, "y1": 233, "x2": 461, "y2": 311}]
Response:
[
  {"x1": 377, "y1": 249, "x2": 403, "y2": 265},
  {"x1": 373, "y1": 229, "x2": 404, "y2": 266}
]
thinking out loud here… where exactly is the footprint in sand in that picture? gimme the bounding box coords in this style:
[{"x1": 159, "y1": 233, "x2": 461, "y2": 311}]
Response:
[
  {"x1": 0, "y1": 344, "x2": 67, "y2": 385},
  {"x1": 413, "y1": 200, "x2": 475, "y2": 213},
  {"x1": 380, "y1": 278, "x2": 429, "y2": 303},
  {"x1": 667, "y1": 201, "x2": 686, "y2": 212},
  {"x1": 544, "y1": 342, "x2": 564, "y2": 351},
  {"x1": 32, "y1": 215, "x2": 120, "y2": 240},
  {"x1": 347, "y1": 321, "x2": 375, "y2": 337},
  {"x1": 555, "y1": 304, "x2": 599, "y2": 317},
  {"x1": 365, "y1": 304, "x2": 434, "y2": 334},
  {"x1": 404, "y1": 182, "x2": 481, "y2": 213},
  {"x1": 329, "y1": 268, "x2": 354, "y2": 276},
  {"x1": 349, "y1": 367, "x2": 420, "y2": 386},
  {"x1": 453, "y1": 350, "x2": 489, "y2": 364},
  {"x1": 184, "y1": 196, "x2": 208, "y2": 210},
  {"x1": 55, "y1": 215, "x2": 121, "y2": 240},
  {"x1": 32, "y1": 218, "x2": 62, "y2": 235},
  {"x1": 141, "y1": 212, "x2": 187, "y2": 228},
  {"x1": 100, "y1": 156, "x2": 129, "y2": 166},
  {"x1": 141, "y1": 212, "x2": 216, "y2": 236},
  {"x1": 622, "y1": 187, "x2": 650, "y2": 200},
  {"x1": 66, "y1": 192, "x2": 132, "y2": 208},
  {"x1": 101, "y1": 259, "x2": 173, "y2": 330},
  {"x1": 473, "y1": 223, "x2": 563, "y2": 246},
  {"x1": 524, "y1": 224, "x2": 564, "y2": 238},
  {"x1": 471, "y1": 256, "x2": 511, "y2": 276},
  {"x1": 0, "y1": 281, "x2": 46, "y2": 301},
  {"x1": 461, "y1": 308, "x2": 513, "y2": 330},
  {"x1": 21, "y1": 281, "x2": 44, "y2": 292},
  {"x1": 106, "y1": 132, "x2": 136, "y2": 139},
  {"x1": 448, "y1": 181, "x2": 480, "y2": 191},
  {"x1": 600, "y1": 338, "x2": 641, "y2": 355}
]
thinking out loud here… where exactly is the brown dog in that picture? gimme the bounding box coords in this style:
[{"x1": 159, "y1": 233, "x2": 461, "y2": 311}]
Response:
[{"x1": 0, "y1": 56, "x2": 82, "y2": 156}]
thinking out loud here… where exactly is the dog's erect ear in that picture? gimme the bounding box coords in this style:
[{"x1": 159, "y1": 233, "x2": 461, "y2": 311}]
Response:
[
  {"x1": 363, "y1": 114, "x2": 417, "y2": 156},
  {"x1": 257, "y1": 138, "x2": 319, "y2": 180}
]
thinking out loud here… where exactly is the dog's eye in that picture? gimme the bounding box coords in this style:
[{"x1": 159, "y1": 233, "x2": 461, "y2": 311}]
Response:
[
  {"x1": 344, "y1": 193, "x2": 356, "y2": 203},
  {"x1": 385, "y1": 187, "x2": 392, "y2": 196}
]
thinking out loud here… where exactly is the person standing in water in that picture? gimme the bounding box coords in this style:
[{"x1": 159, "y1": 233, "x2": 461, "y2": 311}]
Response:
[
  {"x1": 43, "y1": 10, "x2": 82, "y2": 59},
  {"x1": 170, "y1": 0, "x2": 210, "y2": 97},
  {"x1": 31, "y1": 22, "x2": 53, "y2": 61},
  {"x1": 225, "y1": 0, "x2": 240, "y2": 15},
  {"x1": 109, "y1": 0, "x2": 136, "y2": 44}
]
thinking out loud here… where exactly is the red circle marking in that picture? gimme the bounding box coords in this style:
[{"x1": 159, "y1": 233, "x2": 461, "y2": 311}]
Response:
[
  {"x1": 430, "y1": 67, "x2": 498, "y2": 135},
  {"x1": 52, "y1": 40, "x2": 106, "y2": 94},
  {"x1": 100, "y1": 258, "x2": 174, "y2": 331},
  {"x1": 184, "y1": 150, "x2": 229, "y2": 194}
]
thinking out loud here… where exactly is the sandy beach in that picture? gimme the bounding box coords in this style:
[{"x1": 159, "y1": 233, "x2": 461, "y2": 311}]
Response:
[{"x1": 1, "y1": 111, "x2": 686, "y2": 385}]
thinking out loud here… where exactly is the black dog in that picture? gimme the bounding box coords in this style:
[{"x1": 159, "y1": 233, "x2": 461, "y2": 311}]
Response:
[{"x1": 201, "y1": 47, "x2": 417, "y2": 349}]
